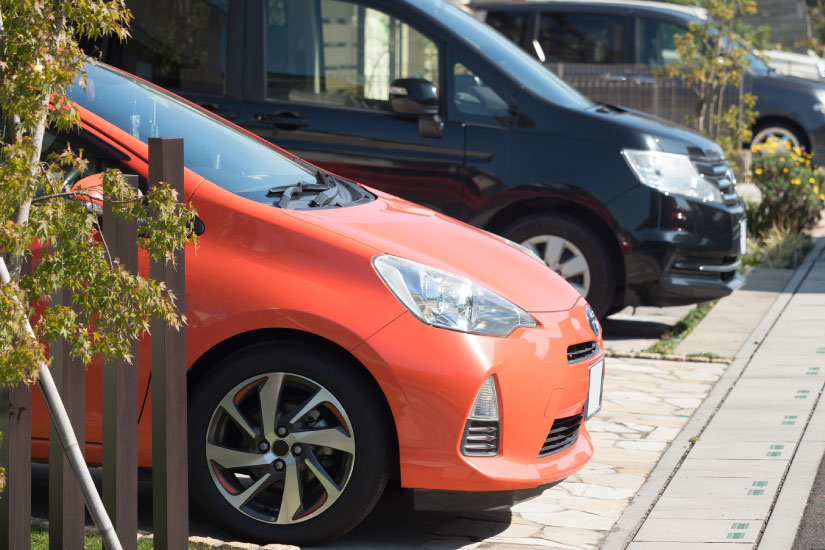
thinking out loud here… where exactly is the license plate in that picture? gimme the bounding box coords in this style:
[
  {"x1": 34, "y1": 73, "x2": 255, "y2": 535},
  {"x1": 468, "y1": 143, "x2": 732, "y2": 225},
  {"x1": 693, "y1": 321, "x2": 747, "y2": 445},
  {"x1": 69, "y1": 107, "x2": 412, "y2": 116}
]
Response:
[
  {"x1": 586, "y1": 359, "x2": 605, "y2": 419},
  {"x1": 740, "y1": 219, "x2": 747, "y2": 255}
]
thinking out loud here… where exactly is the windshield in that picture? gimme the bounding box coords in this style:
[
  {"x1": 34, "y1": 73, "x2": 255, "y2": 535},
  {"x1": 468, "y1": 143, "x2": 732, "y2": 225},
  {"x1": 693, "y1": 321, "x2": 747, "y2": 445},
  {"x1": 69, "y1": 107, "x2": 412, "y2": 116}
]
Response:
[
  {"x1": 412, "y1": 0, "x2": 592, "y2": 110},
  {"x1": 66, "y1": 63, "x2": 314, "y2": 204}
]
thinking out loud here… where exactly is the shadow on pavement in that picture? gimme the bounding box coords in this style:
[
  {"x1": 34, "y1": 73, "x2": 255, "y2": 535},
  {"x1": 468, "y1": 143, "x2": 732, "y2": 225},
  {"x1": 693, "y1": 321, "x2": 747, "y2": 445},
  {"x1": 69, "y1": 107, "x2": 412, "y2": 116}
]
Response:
[{"x1": 31, "y1": 463, "x2": 512, "y2": 548}]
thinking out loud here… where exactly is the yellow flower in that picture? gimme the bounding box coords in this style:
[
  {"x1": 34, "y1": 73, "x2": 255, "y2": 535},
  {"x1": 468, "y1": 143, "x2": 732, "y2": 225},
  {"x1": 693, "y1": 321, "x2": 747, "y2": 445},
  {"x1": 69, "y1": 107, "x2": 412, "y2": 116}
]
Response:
[
  {"x1": 783, "y1": 167, "x2": 789, "y2": 173},
  {"x1": 755, "y1": 168, "x2": 763, "y2": 175},
  {"x1": 821, "y1": 193, "x2": 825, "y2": 200},
  {"x1": 815, "y1": 185, "x2": 820, "y2": 194},
  {"x1": 769, "y1": 148, "x2": 776, "y2": 154},
  {"x1": 794, "y1": 146, "x2": 802, "y2": 155},
  {"x1": 791, "y1": 179, "x2": 801, "y2": 185}
]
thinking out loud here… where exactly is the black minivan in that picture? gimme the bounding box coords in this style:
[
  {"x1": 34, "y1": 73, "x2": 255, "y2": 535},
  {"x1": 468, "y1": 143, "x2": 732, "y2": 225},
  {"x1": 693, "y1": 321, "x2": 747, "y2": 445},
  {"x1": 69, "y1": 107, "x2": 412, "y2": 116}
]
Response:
[
  {"x1": 477, "y1": 0, "x2": 825, "y2": 164},
  {"x1": 92, "y1": 0, "x2": 744, "y2": 317}
]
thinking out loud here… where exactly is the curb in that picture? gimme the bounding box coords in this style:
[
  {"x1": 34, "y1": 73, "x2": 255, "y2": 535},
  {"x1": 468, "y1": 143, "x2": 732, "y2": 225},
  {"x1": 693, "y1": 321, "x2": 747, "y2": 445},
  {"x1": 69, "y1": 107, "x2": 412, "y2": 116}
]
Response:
[
  {"x1": 30, "y1": 518, "x2": 299, "y2": 550},
  {"x1": 757, "y1": 245, "x2": 825, "y2": 549},
  {"x1": 604, "y1": 349, "x2": 731, "y2": 364},
  {"x1": 601, "y1": 233, "x2": 825, "y2": 550}
]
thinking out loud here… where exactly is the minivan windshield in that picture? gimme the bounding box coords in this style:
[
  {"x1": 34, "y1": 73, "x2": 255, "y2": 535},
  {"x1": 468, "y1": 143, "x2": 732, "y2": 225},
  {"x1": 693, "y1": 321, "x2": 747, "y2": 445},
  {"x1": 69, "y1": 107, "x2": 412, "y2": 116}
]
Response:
[
  {"x1": 413, "y1": 0, "x2": 592, "y2": 110},
  {"x1": 66, "y1": 63, "x2": 314, "y2": 204}
]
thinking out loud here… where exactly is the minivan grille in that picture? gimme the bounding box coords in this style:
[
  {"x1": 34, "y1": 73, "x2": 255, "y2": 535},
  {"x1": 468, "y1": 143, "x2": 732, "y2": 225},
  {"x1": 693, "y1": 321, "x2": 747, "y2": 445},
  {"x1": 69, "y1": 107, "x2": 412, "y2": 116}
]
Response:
[
  {"x1": 461, "y1": 419, "x2": 499, "y2": 456},
  {"x1": 538, "y1": 414, "x2": 582, "y2": 458},
  {"x1": 691, "y1": 157, "x2": 740, "y2": 207},
  {"x1": 567, "y1": 341, "x2": 599, "y2": 364}
]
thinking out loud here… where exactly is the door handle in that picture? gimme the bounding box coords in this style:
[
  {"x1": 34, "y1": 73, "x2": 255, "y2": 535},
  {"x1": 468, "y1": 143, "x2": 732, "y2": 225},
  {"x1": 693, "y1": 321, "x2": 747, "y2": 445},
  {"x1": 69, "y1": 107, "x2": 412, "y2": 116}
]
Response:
[
  {"x1": 252, "y1": 110, "x2": 308, "y2": 130},
  {"x1": 199, "y1": 102, "x2": 237, "y2": 121}
]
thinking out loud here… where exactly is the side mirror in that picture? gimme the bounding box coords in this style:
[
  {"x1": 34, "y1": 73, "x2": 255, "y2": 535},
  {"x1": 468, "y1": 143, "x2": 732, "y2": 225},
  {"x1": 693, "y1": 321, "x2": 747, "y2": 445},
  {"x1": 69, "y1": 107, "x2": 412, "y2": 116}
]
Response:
[
  {"x1": 389, "y1": 78, "x2": 443, "y2": 138},
  {"x1": 390, "y1": 78, "x2": 439, "y2": 115},
  {"x1": 71, "y1": 173, "x2": 104, "y2": 218}
]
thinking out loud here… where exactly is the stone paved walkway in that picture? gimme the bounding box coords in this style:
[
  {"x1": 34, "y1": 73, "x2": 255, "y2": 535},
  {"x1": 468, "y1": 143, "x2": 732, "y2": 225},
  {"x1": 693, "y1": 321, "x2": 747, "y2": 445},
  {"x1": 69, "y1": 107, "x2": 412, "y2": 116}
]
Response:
[{"x1": 413, "y1": 357, "x2": 728, "y2": 550}]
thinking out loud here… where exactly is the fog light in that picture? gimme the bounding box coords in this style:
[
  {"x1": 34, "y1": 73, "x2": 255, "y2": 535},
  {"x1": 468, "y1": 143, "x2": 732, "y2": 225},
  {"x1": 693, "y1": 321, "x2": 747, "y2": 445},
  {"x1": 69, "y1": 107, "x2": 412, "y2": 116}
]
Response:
[
  {"x1": 471, "y1": 377, "x2": 498, "y2": 420},
  {"x1": 461, "y1": 377, "x2": 500, "y2": 456}
]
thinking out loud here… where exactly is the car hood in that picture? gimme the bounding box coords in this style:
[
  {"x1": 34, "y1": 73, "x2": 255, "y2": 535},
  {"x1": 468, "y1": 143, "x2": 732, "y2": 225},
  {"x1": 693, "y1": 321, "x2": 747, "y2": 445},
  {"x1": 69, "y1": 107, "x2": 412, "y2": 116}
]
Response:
[
  {"x1": 589, "y1": 105, "x2": 725, "y2": 158},
  {"x1": 286, "y1": 190, "x2": 583, "y2": 313}
]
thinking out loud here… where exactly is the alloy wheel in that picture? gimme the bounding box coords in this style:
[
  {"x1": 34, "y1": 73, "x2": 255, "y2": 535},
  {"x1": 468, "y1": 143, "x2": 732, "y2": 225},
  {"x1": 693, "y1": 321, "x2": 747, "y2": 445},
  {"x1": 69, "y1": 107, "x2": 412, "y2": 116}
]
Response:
[
  {"x1": 521, "y1": 235, "x2": 591, "y2": 296},
  {"x1": 205, "y1": 372, "x2": 355, "y2": 525}
]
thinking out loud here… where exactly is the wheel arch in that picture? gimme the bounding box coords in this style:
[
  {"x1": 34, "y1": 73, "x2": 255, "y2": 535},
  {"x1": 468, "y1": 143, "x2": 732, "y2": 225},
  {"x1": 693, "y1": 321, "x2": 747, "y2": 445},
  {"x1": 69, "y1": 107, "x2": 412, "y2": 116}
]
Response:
[
  {"x1": 186, "y1": 328, "x2": 402, "y2": 480},
  {"x1": 481, "y1": 197, "x2": 627, "y2": 307},
  {"x1": 752, "y1": 115, "x2": 810, "y2": 150}
]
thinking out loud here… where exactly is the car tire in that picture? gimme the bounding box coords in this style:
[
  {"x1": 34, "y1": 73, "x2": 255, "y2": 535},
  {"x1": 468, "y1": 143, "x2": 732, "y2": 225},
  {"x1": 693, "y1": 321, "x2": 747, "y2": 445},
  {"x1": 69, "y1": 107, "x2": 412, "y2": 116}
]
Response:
[
  {"x1": 188, "y1": 340, "x2": 391, "y2": 545},
  {"x1": 503, "y1": 214, "x2": 614, "y2": 319},
  {"x1": 752, "y1": 121, "x2": 808, "y2": 152}
]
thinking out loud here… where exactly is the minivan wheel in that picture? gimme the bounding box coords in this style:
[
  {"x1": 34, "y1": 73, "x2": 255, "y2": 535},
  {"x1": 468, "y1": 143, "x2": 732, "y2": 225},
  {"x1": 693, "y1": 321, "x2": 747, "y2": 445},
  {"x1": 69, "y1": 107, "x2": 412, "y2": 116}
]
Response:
[
  {"x1": 503, "y1": 214, "x2": 614, "y2": 318},
  {"x1": 752, "y1": 122, "x2": 806, "y2": 151},
  {"x1": 188, "y1": 341, "x2": 391, "y2": 545}
]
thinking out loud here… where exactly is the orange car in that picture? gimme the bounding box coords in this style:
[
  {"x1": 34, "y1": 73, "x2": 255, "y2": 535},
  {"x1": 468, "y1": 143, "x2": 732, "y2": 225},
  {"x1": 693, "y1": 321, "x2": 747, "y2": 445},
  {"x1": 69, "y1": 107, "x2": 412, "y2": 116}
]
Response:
[{"x1": 31, "y1": 63, "x2": 605, "y2": 545}]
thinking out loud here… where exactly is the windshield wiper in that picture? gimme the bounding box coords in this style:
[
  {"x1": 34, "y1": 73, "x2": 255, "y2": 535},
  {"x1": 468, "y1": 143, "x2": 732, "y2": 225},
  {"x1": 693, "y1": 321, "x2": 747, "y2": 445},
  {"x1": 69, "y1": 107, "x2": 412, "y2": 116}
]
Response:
[{"x1": 266, "y1": 168, "x2": 341, "y2": 209}]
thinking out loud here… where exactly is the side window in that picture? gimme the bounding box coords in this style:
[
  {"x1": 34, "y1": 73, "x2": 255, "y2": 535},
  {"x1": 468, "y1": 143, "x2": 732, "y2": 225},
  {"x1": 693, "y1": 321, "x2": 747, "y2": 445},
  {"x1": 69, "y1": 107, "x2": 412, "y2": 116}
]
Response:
[
  {"x1": 639, "y1": 19, "x2": 684, "y2": 66},
  {"x1": 451, "y1": 62, "x2": 513, "y2": 125},
  {"x1": 538, "y1": 12, "x2": 625, "y2": 63},
  {"x1": 106, "y1": 0, "x2": 228, "y2": 94},
  {"x1": 265, "y1": 0, "x2": 439, "y2": 110},
  {"x1": 41, "y1": 130, "x2": 142, "y2": 190},
  {"x1": 485, "y1": 10, "x2": 530, "y2": 46}
]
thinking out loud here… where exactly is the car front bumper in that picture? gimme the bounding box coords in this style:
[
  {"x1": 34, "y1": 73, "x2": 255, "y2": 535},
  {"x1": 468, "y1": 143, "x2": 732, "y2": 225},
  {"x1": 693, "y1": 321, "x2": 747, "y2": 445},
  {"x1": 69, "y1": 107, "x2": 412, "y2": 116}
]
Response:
[
  {"x1": 352, "y1": 298, "x2": 601, "y2": 496},
  {"x1": 622, "y1": 193, "x2": 746, "y2": 308}
]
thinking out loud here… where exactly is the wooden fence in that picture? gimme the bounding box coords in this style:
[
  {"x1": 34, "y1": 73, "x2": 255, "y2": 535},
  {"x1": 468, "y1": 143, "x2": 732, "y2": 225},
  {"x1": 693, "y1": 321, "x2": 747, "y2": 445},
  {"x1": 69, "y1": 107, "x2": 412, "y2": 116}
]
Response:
[{"x1": 0, "y1": 137, "x2": 188, "y2": 550}]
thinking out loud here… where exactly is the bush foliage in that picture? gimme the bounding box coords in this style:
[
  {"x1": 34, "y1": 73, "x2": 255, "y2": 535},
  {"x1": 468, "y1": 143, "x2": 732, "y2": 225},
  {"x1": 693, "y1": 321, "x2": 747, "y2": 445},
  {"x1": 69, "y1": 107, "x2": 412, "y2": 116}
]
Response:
[{"x1": 747, "y1": 138, "x2": 825, "y2": 236}]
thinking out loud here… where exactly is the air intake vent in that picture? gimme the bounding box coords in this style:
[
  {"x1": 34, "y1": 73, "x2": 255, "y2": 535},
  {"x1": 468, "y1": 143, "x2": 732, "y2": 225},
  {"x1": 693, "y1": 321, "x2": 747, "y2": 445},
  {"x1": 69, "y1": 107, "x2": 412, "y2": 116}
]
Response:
[
  {"x1": 538, "y1": 414, "x2": 582, "y2": 458},
  {"x1": 567, "y1": 341, "x2": 599, "y2": 364},
  {"x1": 461, "y1": 419, "x2": 499, "y2": 456}
]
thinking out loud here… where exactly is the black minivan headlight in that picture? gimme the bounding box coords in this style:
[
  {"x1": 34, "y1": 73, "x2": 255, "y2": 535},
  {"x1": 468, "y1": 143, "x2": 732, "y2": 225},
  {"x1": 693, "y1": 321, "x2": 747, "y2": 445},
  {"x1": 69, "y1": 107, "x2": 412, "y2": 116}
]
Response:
[{"x1": 621, "y1": 149, "x2": 723, "y2": 203}]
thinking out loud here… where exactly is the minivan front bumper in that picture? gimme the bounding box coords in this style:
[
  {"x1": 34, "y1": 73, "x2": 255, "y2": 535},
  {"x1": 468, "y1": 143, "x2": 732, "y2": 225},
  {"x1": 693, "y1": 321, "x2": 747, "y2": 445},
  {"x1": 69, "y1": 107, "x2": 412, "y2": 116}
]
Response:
[{"x1": 621, "y1": 192, "x2": 746, "y2": 307}]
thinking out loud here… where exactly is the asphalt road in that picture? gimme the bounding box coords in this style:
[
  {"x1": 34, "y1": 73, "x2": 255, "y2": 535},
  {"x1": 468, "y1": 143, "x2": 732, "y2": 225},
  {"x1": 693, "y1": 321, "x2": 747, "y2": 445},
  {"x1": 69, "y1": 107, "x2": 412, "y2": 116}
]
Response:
[{"x1": 792, "y1": 448, "x2": 825, "y2": 550}]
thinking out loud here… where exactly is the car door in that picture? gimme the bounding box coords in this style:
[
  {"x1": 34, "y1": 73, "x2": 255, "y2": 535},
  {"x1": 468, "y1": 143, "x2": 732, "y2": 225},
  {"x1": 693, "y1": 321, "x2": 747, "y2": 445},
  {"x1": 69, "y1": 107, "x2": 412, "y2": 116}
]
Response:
[
  {"x1": 237, "y1": 0, "x2": 467, "y2": 217},
  {"x1": 93, "y1": 0, "x2": 246, "y2": 121},
  {"x1": 634, "y1": 15, "x2": 697, "y2": 124}
]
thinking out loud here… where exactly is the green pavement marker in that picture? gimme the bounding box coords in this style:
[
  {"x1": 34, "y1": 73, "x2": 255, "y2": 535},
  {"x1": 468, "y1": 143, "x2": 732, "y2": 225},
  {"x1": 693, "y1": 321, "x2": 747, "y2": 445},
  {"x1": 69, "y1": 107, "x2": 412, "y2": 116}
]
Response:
[
  {"x1": 783, "y1": 415, "x2": 798, "y2": 425},
  {"x1": 767, "y1": 452, "x2": 782, "y2": 457},
  {"x1": 816, "y1": 347, "x2": 825, "y2": 354},
  {"x1": 748, "y1": 489, "x2": 765, "y2": 495},
  {"x1": 727, "y1": 522, "x2": 749, "y2": 539},
  {"x1": 770, "y1": 445, "x2": 785, "y2": 449},
  {"x1": 752, "y1": 481, "x2": 768, "y2": 487}
]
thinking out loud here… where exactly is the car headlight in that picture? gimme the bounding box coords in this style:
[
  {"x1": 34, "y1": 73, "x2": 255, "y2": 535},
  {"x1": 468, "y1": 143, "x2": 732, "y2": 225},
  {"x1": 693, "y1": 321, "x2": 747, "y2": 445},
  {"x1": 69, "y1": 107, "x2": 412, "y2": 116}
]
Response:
[
  {"x1": 621, "y1": 149, "x2": 723, "y2": 203},
  {"x1": 372, "y1": 254, "x2": 537, "y2": 337}
]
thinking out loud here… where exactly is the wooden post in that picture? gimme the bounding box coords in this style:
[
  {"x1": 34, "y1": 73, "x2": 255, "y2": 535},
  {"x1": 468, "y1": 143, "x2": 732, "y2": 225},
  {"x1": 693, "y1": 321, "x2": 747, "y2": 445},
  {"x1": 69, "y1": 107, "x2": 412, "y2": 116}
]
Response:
[
  {"x1": 49, "y1": 287, "x2": 86, "y2": 550},
  {"x1": 149, "y1": 138, "x2": 189, "y2": 549},
  {"x1": 0, "y1": 383, "x2": 32, "y2": 550},
  {"x1": 0, "y1": 259, "x2": 32, "y2": 550},
  {"x1": 102, "y1": 174, "x2": 140, "y2": 550}
]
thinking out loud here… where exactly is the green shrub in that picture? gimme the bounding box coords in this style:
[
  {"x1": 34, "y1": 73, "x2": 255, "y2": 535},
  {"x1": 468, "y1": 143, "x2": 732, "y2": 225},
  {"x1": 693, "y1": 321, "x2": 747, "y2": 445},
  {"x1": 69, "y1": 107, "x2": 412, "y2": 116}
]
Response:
[{"x1": 748, "y1": 138, "x2": 825, "y2": 236}]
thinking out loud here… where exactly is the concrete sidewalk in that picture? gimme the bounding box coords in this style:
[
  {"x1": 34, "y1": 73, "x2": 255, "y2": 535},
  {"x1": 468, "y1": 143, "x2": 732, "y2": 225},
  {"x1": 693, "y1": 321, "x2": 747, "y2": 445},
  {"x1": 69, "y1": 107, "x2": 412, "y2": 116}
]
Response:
[{"x1": 603, "y1": 236, "x2": 825, "y2": 549}]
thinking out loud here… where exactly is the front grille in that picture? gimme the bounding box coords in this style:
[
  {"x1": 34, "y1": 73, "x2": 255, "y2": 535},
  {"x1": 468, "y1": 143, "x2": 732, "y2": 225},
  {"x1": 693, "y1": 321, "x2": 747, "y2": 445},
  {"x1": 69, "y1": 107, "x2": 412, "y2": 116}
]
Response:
[
  {"x1": 567, "y1": 341, "x2": 599, "y2": 364},
  {"x1": 691, "y1": 156, "x2": 740, "y2": 207},
  {"x1": 538, "y1": 414, "x2": 582, "y2": 458},
  {"x1": 461, "y1": 419, "x2": 499, "y2": 456}
]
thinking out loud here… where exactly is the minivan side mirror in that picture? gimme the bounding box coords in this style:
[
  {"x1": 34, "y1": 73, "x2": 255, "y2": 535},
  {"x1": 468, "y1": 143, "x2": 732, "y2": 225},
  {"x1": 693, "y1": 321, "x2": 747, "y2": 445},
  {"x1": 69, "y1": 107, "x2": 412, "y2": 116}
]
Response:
[{"x1": 389, "y1": 78, "x2": 443, "y2": 139}]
